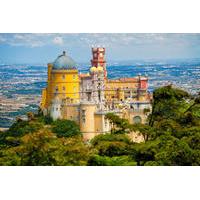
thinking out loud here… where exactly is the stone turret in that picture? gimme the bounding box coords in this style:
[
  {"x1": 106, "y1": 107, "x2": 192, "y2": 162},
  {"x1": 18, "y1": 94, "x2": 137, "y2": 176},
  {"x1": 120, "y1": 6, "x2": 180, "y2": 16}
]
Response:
[
  {"x1": 90, "y1": 66, "x2": 105, "y2": 110},
  {"x1": 50, "y1": 96, "x2": 62, "y2": 120}
]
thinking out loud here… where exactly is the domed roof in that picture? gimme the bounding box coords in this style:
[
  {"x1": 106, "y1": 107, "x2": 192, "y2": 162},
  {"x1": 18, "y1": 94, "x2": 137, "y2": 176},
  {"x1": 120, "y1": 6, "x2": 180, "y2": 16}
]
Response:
[
  {"x1": 90, "y1": 66, "x2": 98, "y2": 73},
  {"x1": 53, "y1": 51, "x2": 77, "y2": 70},
  {"x1": 97, "y1": 66, "x2": 104, "y2": 72}
]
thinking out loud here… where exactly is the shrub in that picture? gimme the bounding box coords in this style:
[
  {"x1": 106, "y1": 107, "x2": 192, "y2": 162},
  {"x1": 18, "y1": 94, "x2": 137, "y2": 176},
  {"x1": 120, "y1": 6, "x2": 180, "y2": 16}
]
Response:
[{"x1": 52, "y1": 119, "x2": 81, "y2": 138}]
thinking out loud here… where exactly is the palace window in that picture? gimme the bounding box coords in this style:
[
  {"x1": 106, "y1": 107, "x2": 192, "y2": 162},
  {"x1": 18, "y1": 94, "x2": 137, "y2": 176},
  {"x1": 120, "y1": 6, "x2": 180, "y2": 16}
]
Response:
[
  {"x1": 133, "y1": 116, "x2": 142, "y2": 124},
  {"x1": 87, "y1": 92, "x2": 91, "y2": 101},
  {"x1": 62, "y1": 74, "x2": 65, "y2": 80},
  {"x1": 73, "y1": 75, "x2": 76, "y2": 80},
  {"x1": 63, "y1": 86, "x2": 66, "y2": 91},
  {"x1": 105, "y1": 119, "x2": 108, "y2": 127},
  {"x1": 81, "y1": 110, "x2": 86, "y2": 123}
]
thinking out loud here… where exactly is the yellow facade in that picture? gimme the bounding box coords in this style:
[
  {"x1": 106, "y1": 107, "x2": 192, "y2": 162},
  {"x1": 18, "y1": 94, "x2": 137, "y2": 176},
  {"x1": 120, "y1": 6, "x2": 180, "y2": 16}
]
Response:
[
  {"x1": 44, "y1": 63, "x2": 53, "y2": 107},
  {"x1": 79, "y1": 103, "x2": 96, "y2": 133},
  {"x1": 79, "y1": 107, "x2": 111, "y2": 141},
  {"x1": 105, "y1": 79, "x2": 139, "y2": 101},
  {"x1": 50, "y1": 69, "x2": 79, "y2": 100},
  {"x1": 61, "y1": 104, "x2": 79, "y2": 123},
  {"x1": 40, "y1": 88, "x2": 47, "y2": 109},
  {"x1": 94, "y1": 114, "x2": 104, "y2": 133},
  {"x1": 42, "y1": 67, "x2": 80, "y2": 109}
]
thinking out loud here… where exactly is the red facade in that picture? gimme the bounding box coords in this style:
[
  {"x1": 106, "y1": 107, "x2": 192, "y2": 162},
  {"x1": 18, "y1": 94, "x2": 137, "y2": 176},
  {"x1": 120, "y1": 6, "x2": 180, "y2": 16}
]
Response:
[
  {"x1": 139, "y1": 79, "x2": 148, "y2": 89},
  {"x1": 91, "y1": 47, "x2": 107, "y2": 78}
]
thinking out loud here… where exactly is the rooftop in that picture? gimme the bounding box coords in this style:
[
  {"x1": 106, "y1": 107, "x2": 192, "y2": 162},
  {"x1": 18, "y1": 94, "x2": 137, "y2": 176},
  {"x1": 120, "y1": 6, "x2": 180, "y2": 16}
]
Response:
[{"x1": 53, "y1": 51, "x2": 77, "y2": 70}]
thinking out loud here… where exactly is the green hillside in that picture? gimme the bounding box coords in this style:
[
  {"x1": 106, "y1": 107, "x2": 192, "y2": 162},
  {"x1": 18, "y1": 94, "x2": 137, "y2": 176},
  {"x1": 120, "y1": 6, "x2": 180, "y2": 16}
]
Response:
[{"x1": 0, "y1": 85, "x2": 200, "y2": 166}]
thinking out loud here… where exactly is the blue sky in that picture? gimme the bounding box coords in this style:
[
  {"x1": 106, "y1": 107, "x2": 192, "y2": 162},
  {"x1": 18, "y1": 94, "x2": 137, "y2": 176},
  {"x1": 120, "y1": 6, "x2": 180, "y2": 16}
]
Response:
[{"x1": 0, "y1": 33, "x2": 200, "y2": 64}]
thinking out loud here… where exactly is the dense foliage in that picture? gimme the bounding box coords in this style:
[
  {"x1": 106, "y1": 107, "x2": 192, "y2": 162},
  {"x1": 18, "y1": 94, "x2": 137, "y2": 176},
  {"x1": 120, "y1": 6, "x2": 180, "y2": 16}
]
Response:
[
  {"x1": 0, "y1": 85, "x2": 199, "y2": 166},
  {"x1": 51, "y1": 119, "x2": 81, "y2": 138}
]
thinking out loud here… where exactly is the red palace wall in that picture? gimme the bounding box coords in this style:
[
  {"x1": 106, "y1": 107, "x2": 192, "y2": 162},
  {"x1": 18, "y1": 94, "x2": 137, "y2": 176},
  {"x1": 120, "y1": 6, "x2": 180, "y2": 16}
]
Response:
[
  {"x1": 91, "y1": 47, "x2": 107, "y2": 78},
  {"x1": 139, "y1": 79, "x2": 148, "y2": 89}
]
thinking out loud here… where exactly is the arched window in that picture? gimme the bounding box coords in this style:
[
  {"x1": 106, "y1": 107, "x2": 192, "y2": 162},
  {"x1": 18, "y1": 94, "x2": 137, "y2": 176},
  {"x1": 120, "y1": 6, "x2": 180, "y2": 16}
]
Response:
[{"x1": 133, "y1": 116, "x2": 142, "y2": 124}]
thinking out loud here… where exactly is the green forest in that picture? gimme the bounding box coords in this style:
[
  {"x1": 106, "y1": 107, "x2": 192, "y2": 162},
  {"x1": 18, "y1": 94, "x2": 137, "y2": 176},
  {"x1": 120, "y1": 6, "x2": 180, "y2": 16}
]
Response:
[{"x1": 0, "y1": 85, "x2": 200, "y2": 166}]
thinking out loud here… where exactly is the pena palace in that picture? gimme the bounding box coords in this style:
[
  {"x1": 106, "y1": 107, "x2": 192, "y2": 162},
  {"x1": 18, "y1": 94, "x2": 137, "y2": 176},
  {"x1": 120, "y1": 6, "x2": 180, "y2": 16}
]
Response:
[{"x1": 40, "y1": 48, "x2": 151, "y2": 141}]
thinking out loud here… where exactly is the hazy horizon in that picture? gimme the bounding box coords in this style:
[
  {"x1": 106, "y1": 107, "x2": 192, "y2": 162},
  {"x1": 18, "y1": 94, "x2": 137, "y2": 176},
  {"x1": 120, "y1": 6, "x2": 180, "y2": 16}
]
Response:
[{"x1": 0, "y1": 33, "x2": 200, "y2": 64}]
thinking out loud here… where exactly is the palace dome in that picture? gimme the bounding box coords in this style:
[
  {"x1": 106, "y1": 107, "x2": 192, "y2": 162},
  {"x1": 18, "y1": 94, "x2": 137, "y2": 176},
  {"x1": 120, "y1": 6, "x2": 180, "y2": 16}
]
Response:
[
  {"x1": 53, "y1": 51, "x2": 77, "y2": 70},
  {"x1": 97, "y1": 66, "x2": 104, "y2": 72},
  {"x1": 90, "y1": 66, "x2": 98, "y2": 73}
]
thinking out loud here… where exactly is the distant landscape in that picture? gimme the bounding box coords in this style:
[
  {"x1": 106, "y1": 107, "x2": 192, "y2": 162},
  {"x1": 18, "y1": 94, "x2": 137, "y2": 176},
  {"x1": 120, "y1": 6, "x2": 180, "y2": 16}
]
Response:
[{"x1": 0, "y1": 59, "x2": 200, "y2": 128}]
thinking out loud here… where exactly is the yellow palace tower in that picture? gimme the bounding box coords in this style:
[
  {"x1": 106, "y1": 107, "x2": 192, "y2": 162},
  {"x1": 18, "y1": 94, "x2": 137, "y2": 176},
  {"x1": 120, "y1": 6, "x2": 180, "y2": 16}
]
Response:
[{"x1": 40, "y1": 51, "x2": 79, "y2": 116}]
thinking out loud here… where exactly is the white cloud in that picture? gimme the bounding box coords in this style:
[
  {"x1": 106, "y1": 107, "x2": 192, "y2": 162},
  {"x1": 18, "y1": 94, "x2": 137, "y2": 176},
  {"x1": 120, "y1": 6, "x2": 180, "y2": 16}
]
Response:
[
  {"x1": 1, "y1": 33, "x2": 200, "y2": 51},
  {"x1": 53, "y1": 36, "x2": 64, "y2": 45},
  {"x1": 0, "y1": 35, "x2": 7, "y2": 43},
  {"x1": 7, "y1": 34, "x2": 45, "y2": 47}
]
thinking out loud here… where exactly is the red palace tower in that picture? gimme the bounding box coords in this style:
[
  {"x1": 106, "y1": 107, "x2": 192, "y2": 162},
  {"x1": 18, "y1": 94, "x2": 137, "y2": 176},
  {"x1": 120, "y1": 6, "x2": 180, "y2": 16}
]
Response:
[{"x1": 91, "y1": 47, "x2": 107, "y2": 78}]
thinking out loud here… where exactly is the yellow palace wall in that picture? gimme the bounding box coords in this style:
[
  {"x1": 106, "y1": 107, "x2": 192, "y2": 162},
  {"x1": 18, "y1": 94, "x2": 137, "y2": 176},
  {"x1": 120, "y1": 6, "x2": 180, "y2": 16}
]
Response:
[
  {"x1": 40, "y1": 88, "x2": 47, "y2": 109},
  {"x1": 50, "y1": 69, "x2": 79, "y2": 100},
  {"x1": 42, "y1": 65, "x2": 80, "y2": 109},
  {"x1": 61, "y1": 104, "x2": 80, "y2": 123},
  {"x1": 94, "y1": 114, "x2": 104, "y2": 133},
  {"x1": 105, "y1": 80, "x2": 139, "y2": 101}
]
